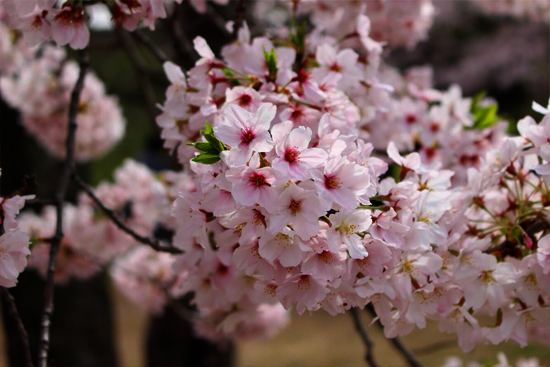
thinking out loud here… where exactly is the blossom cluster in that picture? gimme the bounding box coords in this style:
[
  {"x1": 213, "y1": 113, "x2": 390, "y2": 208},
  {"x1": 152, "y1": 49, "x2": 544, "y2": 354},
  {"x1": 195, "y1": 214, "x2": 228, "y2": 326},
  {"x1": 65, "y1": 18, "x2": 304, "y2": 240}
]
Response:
[
  {"x1": 0, "y1": 41, "x2": 125, "y2": 162},
  {"x1": 0, "y1": 171, "x2": 33, "y2": 288},
  {"x1": 18, "y1": 159, "x2": 290, "y2": 340},
  {"x1": 445, "y1": 353, "x2": 541, "y2": 367},
  {"x1": 0, "y1": 0, "x2": 229, "y2": 50},
  {"x1": 470, "y1": 0, "x2": 550, "y2": 23},
  {"x1": 2, "y1": 0, "x2": 550, "y2": 354},
  {"x1": 152, "y1": 9, "x2": 550, "y2": 351}
]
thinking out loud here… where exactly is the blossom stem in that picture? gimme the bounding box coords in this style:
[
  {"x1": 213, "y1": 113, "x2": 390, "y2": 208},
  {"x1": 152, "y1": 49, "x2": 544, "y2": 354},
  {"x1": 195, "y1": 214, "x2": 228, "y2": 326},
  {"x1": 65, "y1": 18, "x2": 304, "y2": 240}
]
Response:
[
  {"x1": 349, "y1": 308, "x2": 378, "y2": 367},
  {"x1": 1, "y1": 287, "x2": 33, "y2": 367},
  {"x1": 38, "y1": 48, "x2": 89, "y2": 367},
  {"x1": 71, "y1": 172, "x2": 183, "y2": 254},
  {"x1": 365, "y1": 305, "x2": 422, "y2": 367}
]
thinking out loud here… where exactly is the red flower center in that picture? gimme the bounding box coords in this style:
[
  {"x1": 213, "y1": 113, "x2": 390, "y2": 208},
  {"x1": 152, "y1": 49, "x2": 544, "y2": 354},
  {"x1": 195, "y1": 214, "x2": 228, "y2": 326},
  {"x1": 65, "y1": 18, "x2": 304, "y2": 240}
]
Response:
[
  {"x1": 249, "y1": 172, "x2": 269, "y2": 188},
  {"x1": 324, "y1": 175, "x2": 341, "y2": 190},
  {"x1": 240, "y1": 127, "x2": 255, "y2": 144},
  {"x1": 289, "y1": 199, "x2": 302, "y2": 215},
  {"x1": 330, "y1": 63, "x2": 342, "y2": 72},
  {"x1": 284, "y1": 147, "x2": 300, "y2": 164},
  {"x1": 238, "y1": 94, "x2": 252, "y2": 106}
]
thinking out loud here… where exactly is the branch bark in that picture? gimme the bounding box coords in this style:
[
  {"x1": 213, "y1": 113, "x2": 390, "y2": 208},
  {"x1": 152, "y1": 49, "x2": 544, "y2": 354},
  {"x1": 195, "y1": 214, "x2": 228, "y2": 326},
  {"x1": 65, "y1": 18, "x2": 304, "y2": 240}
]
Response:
[
  {"x1": 37, "y1": 48, "x2": 89, "y2": 367},
  {"x1": 349, "y1": 308, "x2": 378, "y2": 367},
  {"x1": 365, "y1": 304, "x2": 422, "y2": 367},
  {"x1": 1, "y1": 287, "x2": 33, "y2": 367},
  {"x1": 71, "y1": 172, "x2": 182, "y2": 254}
]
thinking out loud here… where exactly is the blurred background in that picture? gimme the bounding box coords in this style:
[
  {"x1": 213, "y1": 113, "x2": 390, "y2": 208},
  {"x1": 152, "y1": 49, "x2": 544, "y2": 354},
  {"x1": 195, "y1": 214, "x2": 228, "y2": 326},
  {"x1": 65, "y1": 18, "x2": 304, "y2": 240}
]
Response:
[{"x1": 1, "y1": 0, "x2": 549, "y2": 366}]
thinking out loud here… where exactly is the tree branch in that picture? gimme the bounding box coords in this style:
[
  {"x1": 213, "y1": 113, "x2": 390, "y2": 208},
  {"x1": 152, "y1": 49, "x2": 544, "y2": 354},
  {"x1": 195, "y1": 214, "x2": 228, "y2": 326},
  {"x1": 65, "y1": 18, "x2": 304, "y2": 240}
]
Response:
[
  {"x1": 365, "y1": 304, "x2": 422, "y2": 367},
  {"x1": 116, "y1": 28, "x2": 160, "y2": 128},
  {"x1": 232, "y1": 0, "x2": 246, "y2": 39},
  {"x1": 38, "y1": 48, "x2": 89, "y2": 367},
  {"x1": 71, "y1": 172, "x2": 183, "y2": 254},
  {"x1": 133, "y1": 30, "x2": 170, "y2": 64},
  {"x1": 350, "y1": 308, "x2": 378, "y2": 367},
  {"x1": 1, "y1": 287, "x2": 33, "y2": 367}
]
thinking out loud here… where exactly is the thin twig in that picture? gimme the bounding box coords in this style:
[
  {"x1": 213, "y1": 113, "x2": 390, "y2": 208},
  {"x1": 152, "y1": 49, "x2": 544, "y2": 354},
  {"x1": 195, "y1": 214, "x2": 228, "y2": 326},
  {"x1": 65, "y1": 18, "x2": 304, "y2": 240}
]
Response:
[
  {"x1": 0, "y1": 287, "x2": 34, "y2": 367},
  {"x1": 232, "y1": 0, "x2": 246, "y2": 39},
  {"x1": 366, "y1": 305, "x2": 422, "y2": 367},
  {"x1": 38, "y1": 48, "x2": 90, "y2": 367},
  {"x1": 350, "y1": 308, "x2": 378, "y2": 367},
  {"x1": 169, "y1": 3, "x2": 197, "y2": 72},
  {"x1": 133, "y1": 30, "x2": 169, "y2": 64},
  {"x1": 206, "y1": 3, "x2": 232, "y2": 38},
  {"x1": 116, "y1": 28, "x2": 160, "y2": 127},
  {"x1": 71, "y1": 172, "x2": 182, "y2": 254},
  {"x1": 412, "y1": 339, "x2": 457, "y2": 356}
]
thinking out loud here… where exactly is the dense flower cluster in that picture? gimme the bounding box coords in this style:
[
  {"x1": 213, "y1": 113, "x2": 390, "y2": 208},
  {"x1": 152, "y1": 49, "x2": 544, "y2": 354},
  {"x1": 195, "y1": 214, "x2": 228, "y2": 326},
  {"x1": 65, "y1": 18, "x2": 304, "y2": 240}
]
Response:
[
  {"x1": 0, "y1": 0, "x2": 230, "y2": 50},
  {"x1": 470, "y1": 0, "x2": 550, "y2": 22},
  {"x1": 0, "y1": 42, "x2": 125, "y2": 161},
  {"x1": 2, "y1": 0, "x2": 550, "y2": 355},
  {"x1": 152, "y1": 7, "x2": 550, "y2": 350},
  {"x1": 0, "y1": 171, "x2": 33, "y2": 288},
  {"x1": 445, "y1": 353, "x2": 541, "y2": 367}
]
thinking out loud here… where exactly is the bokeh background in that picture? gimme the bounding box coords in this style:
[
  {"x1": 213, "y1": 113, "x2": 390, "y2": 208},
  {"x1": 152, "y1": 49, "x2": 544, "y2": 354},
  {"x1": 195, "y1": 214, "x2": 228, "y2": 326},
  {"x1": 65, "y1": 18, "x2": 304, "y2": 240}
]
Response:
[{"x1": 1, "y1": 1, "x2": 549, "y2": 366}]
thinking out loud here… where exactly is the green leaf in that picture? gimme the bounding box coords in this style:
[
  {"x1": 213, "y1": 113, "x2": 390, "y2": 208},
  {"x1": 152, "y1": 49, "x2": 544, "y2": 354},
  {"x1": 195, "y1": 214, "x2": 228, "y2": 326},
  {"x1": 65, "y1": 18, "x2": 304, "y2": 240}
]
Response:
[
  {"x1": 263, "y1": 47, "x2": 278, "y2": 82},
  {"x1": 194, "y1": 142, "x2": 219, "y2": 154},
  {"x1": 192, "y1": 153, "x2": 221, "y2": 164},
  {"x1": 290, "y1": 21, "x2": 307, "y2": 53},
  {"x1": 467, "y1": 91, "x2": 501, "y2": 130}
]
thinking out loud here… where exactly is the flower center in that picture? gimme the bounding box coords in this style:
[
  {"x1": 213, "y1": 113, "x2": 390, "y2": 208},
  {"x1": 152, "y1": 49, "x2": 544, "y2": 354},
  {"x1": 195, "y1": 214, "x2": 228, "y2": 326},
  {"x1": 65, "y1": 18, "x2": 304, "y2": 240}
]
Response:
[
  {"x1": 240, "y1": 127, "x2": 255, "y2": 144},
  {"x1": 297, "y1": 275, "x2": 311, "y2": 290},
  {"x1": 319, "y1": 251, "x2": 334, "y2": 264},
  {"x1": 274, "y1": 233, "x2": 293, "y2": 247},
  {"x1": 324, "y1": 175, "x2": 341, "y2": 190},
  {"x1": 238, "y1": 94, "x2": 252, "y2": 106},
  {"x1": 289, "y1": 199, "x2": 302, "y2": 215},
  {"x1": 284, "y1": 147, "x2": 300, "y2": 164},
  {"x1": 336, "y1": 222, "x2": 358, "y2": 237},
  {"x1": 330, "y1": 63, "x2": 342, "y2": 72},
  {"x1": 249, "y1": 172, "x2": 269, "y2": 188},
  {"x1": 0, "y1": 247, "x2": 7, "y2": 260},
  {"x1": 480, "y1": 270, "x2": 494, "y2": 285}
]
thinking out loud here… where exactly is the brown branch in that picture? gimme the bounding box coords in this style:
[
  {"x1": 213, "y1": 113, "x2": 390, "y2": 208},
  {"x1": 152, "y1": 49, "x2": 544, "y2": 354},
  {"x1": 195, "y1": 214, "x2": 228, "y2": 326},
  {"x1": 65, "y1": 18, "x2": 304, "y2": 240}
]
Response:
[
  {"x1": 169, "y1": 3, "x2": 197, "y2": 71},
  {"x1": 366, "y1": 304, "x2": 422, "y2": 367},
  {"x1": 1, "y1": 287, "x2": 34, "y2": 367},
  {"x1": 350, "y1": 308, "x2": 378, "y2": 367},
  {"x1": 133, "y1": 30, "x2": 170, "y2": 64},
  {"x1": 232, "y1": 0, "x2": 246, "y2": 39},
  {"x1": 116, "y1": 28, "x2": 160, "y2": 127},
  {"x1": 412, "y1": 339, "x2": 456, "y2": 356},
  {"x1": 38, "y1": 48, "x2": 89, "y2": 367},
  {"x1": 71, "y1": 172, "x2": 182, "y2": 254}
]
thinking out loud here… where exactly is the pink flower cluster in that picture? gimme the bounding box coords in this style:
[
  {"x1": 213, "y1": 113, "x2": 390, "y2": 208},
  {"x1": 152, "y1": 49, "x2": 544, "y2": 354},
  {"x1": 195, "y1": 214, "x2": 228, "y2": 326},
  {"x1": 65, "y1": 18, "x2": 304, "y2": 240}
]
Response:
[
  {"x1": 470, "y1": 0, "x2": 550, "y2": 23},
  {"x1": 0, "y1": 43, "x2": 125, "y2": 162},
  {"x1": 0, "y1": 171, "x2": 33, "y2": 288},
  {"x1": 254, "y1": 0, "x2": 435, "y2": 49},
  {"x1": 0, "y1": 0, "x2": 231, "y2": 50},
  {"x1": 445, "y1": 353, "x2": 541, "y2": 367},
  {"x1": 21, "y1": 160, "x2": 170, "y2": 283},
  {"x1": 152, "y1": 12, "x2": 550, "y2": 351}
]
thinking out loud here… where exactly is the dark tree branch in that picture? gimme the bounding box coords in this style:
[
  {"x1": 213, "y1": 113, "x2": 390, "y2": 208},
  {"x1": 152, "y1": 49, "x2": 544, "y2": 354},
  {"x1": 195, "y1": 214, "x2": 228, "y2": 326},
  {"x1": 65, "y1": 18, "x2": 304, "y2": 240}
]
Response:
[
  {"x1": 133, "y1": 30, "x2": 170, "y2": 64},
  {"x1": 38, "y1": 48, "x2": 89, "y2": 367},
  {"x1": 232, "y1": 0, "x2": 247, "y2": 39},
  {"x1": 169, "y1": 3, "x2": 197, "y2": 71},
  {"x1": 350, "y1": 308, "x2": 378, "y2": 367},
  {"x1": 1, "y1": 288, "x2": 33, "y2": 367},
  {"x1": 412, "y1": 339, "x2": 457, "y2": 356},
  {"x1": 366, "y1": 304, "x2": 422, "y2": 367},
  {"x1": 71, "y1": 172, "x2": 183, "y2": 254},
  {"x1": 206, "y1": 4, "x2": 232, "y2": 38},
  {"x1": 116, "y1": 28, "x2": 160, "y2": 127}
]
